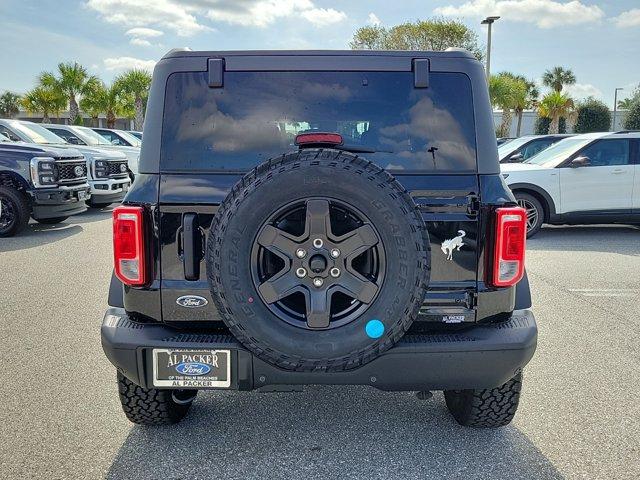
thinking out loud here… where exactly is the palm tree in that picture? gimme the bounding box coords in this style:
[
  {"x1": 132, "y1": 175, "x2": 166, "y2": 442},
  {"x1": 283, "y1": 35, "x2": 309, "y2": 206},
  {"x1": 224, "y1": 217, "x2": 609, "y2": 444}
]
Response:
[
  {"x1": 0, "y1": 91, "x2": 21, "y2": 118},
  {"x1": 542, "y1": 66, "x2": 576, "y2": 93},
  {"x1": 538, "y1": 91, "x2": 575, "y2": 134},
  {"x1": 489, "y1": 73, "x2": 527, "y2": 137},
  {"x1": 80, "y1": 81, "x2": 132, "y2": 128},
  {"x1": 38, "y1": 62, "x2": 99, "y2": 124},
  {"x1": 21, "y1": 87, "x2": 66, "y2": 123},
  {"x1": 79, "y1": 83, "x2": 105, "y2": 127},
  {"x1": 617, "y1": 98, "x2": 635, "y2": 110},
  {"x1": 500, "y1": 73, "x2": 539, "y2": 137},
  {"x1": 114, "y1": 69, "x2": 152, "y2": 130}
]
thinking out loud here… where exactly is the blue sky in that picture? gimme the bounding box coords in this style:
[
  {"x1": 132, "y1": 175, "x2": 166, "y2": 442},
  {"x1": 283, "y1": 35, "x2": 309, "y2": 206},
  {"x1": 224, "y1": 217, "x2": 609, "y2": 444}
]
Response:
[{"x1": 1, "y1": 0, "x2": 639, "y2": 106}]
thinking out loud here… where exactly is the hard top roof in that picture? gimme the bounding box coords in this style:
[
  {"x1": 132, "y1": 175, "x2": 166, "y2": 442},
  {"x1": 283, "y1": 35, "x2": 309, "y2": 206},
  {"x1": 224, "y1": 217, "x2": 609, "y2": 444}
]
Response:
[{"x1": 161, "y1": 48, "x2": 477, "y2": 60}]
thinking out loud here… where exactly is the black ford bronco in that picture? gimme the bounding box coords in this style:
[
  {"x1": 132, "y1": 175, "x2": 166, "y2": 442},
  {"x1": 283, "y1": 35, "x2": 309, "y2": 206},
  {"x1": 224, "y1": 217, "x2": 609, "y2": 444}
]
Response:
[
  {"x1": 0, "y1": 138, "x2": 90, "y2": 237},
  {"x1": 102, "y1": 49, "x2": 536, "y2": 428}
]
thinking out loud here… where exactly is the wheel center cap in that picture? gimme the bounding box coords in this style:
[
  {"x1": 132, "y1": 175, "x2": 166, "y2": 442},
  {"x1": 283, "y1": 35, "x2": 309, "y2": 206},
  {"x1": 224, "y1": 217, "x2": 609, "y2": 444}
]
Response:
[{"x1": 309, "y1": 254, "x2": 327, "y2": 273}]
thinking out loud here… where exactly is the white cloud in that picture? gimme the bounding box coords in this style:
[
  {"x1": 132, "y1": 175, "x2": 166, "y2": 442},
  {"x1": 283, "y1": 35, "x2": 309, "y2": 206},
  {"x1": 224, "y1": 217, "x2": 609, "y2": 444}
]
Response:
[
  {"x1": 129, "y1": 38, "x2": 152, "y2": 47},
  {"x1": 205, "y1": 0, "x2": 311, "y2": 27},
  {"x1": 434, "y1": 0, "x2": 605, "y2": 28},
  {"x1": 86, "y1": 0, "x2": 346, "y2": 32},
  {"x1": 564, "y1": 82, "x2": 603, "y2": 100},
  {"x1": 612, "y1": 8, "x2": 640, "y2": 28},
  {"x1": 125, "y1": 27, "x2": 164, "y2": 38},
  {"x1": 103, "y1": 56, "x2": 156, "y2": 71},
  {"x1": 300, "y1": 8, "x2": 346, "y2": 26},
  {"x1": 86, "y1": 0, "x2": 211, "y2": 36},
  {"x1": 126, "y1": 27, "x2": 163, "y2": 47},
  {"x1": 367, "y1": 12, "x2": 381, "y2": 26}
]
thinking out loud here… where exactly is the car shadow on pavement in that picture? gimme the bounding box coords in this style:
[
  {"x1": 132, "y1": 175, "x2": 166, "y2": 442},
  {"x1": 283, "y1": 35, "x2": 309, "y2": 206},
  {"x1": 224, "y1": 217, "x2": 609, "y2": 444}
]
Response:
[
  {"x1": 528, "y1": 225, "x2": 640, "y2": 255},
  {"x1": 0, "y1": 222, "x2": 83, "y2": 252},
  {"x1": 106, "y1": 387, "x2": 562, "y2": 480},
  {"x1": 71, "y1": 206, "x2": 114, "y2": 224}
]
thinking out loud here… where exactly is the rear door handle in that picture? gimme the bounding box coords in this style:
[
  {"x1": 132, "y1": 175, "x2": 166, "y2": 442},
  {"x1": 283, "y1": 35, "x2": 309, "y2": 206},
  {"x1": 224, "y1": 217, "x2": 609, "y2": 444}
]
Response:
[
  {"x1": 611, "y1": 169, "x2": 625, "y2": 174},
  {"x1": 182, "y1": 213, "x2": 201, "y2": 281}
]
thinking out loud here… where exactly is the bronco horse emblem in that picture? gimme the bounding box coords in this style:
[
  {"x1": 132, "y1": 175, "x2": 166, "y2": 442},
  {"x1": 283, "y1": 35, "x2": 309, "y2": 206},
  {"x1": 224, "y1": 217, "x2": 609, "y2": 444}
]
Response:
[{"x1": 441, "y1": 230, "x2": 466, "y2": 260}]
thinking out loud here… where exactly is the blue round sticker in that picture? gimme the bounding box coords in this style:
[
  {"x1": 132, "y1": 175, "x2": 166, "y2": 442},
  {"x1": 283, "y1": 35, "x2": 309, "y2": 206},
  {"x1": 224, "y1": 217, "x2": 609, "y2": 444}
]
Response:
[{"x1": 365, "y1": 319, "x2": 385, "y2": 339}]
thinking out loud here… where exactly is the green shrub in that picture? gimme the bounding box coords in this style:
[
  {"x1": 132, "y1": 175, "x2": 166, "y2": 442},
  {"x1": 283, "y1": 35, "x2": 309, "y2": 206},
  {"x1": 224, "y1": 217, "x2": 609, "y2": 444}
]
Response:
[
  {"x1": 558, "y1": 117, "x2": 566, "y2": 133},
  {"x1": 534, "y1": 116, "x2": 566, "y2": 134},
  {"x1": 534, "y1": 116, "x2": 550, "y2": 134},
  {"x1": 623, "y1": 100, "x2": 640, "y2": 130},
  {"x1": 574, "y1": 98, "x2": 611, "y2": 133}
]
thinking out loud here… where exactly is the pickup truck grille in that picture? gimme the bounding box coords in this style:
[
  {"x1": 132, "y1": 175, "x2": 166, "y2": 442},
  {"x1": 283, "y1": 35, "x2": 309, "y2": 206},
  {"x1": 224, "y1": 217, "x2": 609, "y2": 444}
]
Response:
[
  {"x1": 56, "y1": 159, "x2": 87, "y2": 185},
  {"x1": 107, "y1": 160, "x2": 129, "y2": 178}
]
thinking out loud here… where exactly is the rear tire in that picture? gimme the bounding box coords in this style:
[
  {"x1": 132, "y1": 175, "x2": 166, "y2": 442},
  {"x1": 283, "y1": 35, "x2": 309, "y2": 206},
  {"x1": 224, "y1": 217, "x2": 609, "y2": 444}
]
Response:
[
  {"x1": 0, "y1": 186, "x2": 30, "y2": 237},
  {"x1": 514, "y1": 192, "x2": 544, "y2": 238},
  {"x1": 444, "y1": 373, "x2": 522, "y2": 428},
  {"x1": 35, "y1": 216, "x2": 69, "y2": 225},
  {"x1": 117, "y1": 372, "x2": 196, "y2": 425}
]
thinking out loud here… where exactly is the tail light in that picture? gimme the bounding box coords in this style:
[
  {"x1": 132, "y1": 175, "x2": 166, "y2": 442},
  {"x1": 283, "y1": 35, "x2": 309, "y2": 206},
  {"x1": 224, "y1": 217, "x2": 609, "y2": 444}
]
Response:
[
  {"x1": 492, "y1": 207, "x2": 526, "y2": 287},
  {"x1": 113, "y1": 206, "x2": 147, "y2": 286},
  {"x1": 295, "y1": 132, "x2": 343, "y2": 146}
]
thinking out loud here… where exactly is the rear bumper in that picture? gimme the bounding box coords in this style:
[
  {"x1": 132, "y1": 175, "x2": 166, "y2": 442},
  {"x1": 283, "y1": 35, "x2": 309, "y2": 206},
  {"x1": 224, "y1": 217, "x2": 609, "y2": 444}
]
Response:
[
  {"x1": 102, "y1": 308, "x2": 537, "y2": 391},
  {"x1": 29, "y1": 184, "x2": 90, "y2": 219}
]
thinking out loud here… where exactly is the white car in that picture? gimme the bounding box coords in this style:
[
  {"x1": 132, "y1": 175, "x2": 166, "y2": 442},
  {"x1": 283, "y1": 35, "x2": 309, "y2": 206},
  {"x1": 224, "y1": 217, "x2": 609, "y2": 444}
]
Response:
[
  {"x1": 501, "y1": 131, "x2": 640, "y2": 237},
  {"x1": 92, "y1": 128, "x2": 141, "y2": 148},
  {"x1": 498, "y1": 134, "x2": 573, "y2": 163},
  {"x1": 43, "y1": 124, "x2": 140, "y2": 178}
]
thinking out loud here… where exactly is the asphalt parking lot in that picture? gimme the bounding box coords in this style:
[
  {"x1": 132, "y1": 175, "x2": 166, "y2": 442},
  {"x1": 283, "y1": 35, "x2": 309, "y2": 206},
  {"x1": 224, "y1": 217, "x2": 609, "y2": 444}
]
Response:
[{"x1": 1, "y1": 209, "x2": 639, "y2": 479}]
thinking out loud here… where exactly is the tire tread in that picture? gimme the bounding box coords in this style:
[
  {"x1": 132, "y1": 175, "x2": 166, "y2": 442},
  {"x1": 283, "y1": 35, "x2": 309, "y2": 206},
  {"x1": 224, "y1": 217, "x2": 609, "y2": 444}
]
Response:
[
  {"x1": 444, "y1": 373, "x2": 523, "y2": 428},
  {"x1": 117, "y1": 372, "x2": 191, "y2": 425}
]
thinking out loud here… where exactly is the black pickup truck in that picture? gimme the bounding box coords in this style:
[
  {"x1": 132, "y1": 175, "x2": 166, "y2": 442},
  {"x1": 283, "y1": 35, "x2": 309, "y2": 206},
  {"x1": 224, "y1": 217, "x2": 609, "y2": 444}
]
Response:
[
  {"x1": 102, "y1": 49, "x2": 537, "y2": 428},
  {"x1": 0, "y1": 138, "x2": 90, "y2": 237}
]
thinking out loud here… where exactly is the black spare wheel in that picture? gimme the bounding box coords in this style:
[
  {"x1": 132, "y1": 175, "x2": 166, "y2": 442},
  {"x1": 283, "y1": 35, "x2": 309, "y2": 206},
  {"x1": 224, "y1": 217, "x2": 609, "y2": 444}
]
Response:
[{"x1": 207, "y1": 150, "x2": 430, "y2": 371}]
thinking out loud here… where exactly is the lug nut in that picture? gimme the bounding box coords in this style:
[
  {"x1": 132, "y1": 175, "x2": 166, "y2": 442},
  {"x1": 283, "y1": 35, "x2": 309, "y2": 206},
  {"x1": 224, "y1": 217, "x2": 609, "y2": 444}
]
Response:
[
  {"x1": 295, "y1": 248, "x2": 307, "y2": 258},
  {"x1": 330, "y1": 248, "x2": 340, "y2": 258},
  {"x1": 313, "y1": 277, "x2": 324, "y2": 287},
  {"x1": 330, "y1": 267, "x2": 340, "y2": 278},
  {"x1": 296, "y1": 267, "x2": 307, "y2": 278},
  {"x1": 313, "y1": 238, "x2": 324, "y2": 249}
]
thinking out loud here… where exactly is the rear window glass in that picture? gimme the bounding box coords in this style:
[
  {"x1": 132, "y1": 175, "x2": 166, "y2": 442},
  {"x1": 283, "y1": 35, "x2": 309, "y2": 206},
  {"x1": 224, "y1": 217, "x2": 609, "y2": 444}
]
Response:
[{"x1": 161, "y1": 71, "x2": 476, "y2": 172}]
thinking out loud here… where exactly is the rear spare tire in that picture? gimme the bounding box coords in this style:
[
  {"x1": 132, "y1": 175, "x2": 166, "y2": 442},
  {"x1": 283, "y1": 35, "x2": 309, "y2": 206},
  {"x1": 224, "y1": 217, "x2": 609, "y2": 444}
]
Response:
[{"x1": 207, "y1": 149, "x2": 430, "y2": 372}]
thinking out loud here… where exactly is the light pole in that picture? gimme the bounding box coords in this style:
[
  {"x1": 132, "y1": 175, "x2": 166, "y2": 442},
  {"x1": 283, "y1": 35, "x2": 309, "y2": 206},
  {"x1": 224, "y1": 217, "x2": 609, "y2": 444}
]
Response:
[
  {"x1": 612, "y1": 87, "x2": 623, "y2": 131},
  {"x1": 481, "y1": 16, "x2": 500, "y2": 78}
]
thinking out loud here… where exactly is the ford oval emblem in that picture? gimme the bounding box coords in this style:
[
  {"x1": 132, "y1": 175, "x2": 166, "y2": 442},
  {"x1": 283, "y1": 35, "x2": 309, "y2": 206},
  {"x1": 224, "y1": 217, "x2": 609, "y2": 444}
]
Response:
[
  {"x1": 175, "y1": 362, "x2": 211, "y2": 376},
  {"x1": 176, "y1": 295, "x2": 208, "y2": 308}
]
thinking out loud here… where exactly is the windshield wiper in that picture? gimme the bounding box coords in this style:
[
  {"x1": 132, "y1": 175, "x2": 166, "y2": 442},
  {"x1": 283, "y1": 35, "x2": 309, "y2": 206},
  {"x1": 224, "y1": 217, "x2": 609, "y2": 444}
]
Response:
[{"x1": 334, "y1": 144, "x2": 392, "y2": 154}]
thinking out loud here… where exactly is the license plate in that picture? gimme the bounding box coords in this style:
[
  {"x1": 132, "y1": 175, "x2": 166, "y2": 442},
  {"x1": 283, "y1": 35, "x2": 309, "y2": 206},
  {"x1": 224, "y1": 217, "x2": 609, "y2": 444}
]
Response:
[
  {"x1": 152, "y1": 349, "x2": 231, "y2": 388},
  {"x1": 77, "y1": 190, "x2": 86, "y2": 200}
]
